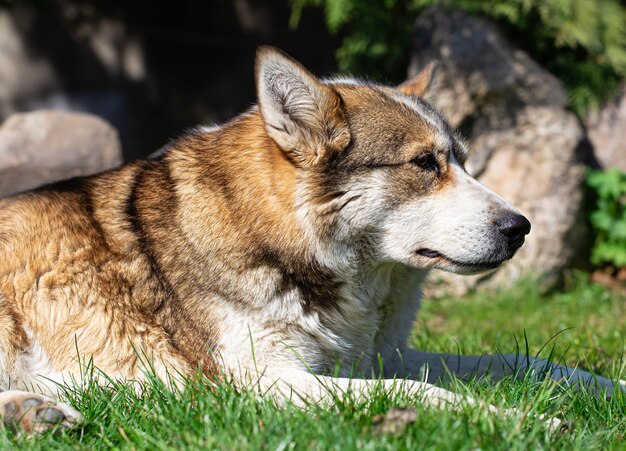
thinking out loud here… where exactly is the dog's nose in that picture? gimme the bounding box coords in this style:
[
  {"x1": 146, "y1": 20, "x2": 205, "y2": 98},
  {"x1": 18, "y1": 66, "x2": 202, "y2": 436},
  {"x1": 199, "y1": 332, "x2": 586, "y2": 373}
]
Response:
[{"x1": 496, "y1": 213, "x2": 531, "y2": 243}]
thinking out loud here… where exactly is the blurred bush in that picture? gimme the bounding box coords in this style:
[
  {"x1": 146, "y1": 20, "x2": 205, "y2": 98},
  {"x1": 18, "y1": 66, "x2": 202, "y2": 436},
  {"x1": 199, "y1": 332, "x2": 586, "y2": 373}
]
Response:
[
  {"x1": 586, "y1": 168, "x2": 626, "y2": 268},
  {"x1": 290, "y1": 0, "x2": 626, "y2": 116}
]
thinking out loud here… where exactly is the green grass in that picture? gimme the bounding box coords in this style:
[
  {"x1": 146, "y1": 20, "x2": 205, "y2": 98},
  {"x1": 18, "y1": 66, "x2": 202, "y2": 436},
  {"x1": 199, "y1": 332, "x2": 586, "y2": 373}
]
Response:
[
  {"x1": 2, "y1": 272, "x2": 625, "y2": 449},
  {"x1": 414, "y1": 272, "x2": 626, "y2": 378}
]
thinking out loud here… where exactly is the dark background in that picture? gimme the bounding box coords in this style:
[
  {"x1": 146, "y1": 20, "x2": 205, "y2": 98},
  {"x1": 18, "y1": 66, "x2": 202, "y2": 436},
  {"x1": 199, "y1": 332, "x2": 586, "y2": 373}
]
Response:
[{"x1": 0, "y1": 0, "x2": 339, "y2": 160}]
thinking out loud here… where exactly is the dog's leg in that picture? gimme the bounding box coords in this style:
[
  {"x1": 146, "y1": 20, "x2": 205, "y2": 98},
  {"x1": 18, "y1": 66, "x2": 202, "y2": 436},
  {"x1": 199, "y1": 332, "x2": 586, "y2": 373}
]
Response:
[
  {"x1": 256, "y1": 369, "x2": 562, "y2": 430},
  {"x1": 392, "y1": 349, "x2": 625, "y2": 396},
  {"x1": 0, "y1": 390, "x2": 81, "y2": 435},
  {"x1": 0, "y1": 298, "x2": 81, "y2": 434},
  {"x1": 261, "y1": 369, "x2": 468, "y2": 408}
]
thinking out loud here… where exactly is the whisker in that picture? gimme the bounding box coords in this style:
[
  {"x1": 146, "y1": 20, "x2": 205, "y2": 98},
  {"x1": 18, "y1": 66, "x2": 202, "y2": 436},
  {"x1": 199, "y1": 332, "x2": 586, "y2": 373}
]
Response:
[{"x1": 318, "y1": 194, "x2": 363, "y2": 217}]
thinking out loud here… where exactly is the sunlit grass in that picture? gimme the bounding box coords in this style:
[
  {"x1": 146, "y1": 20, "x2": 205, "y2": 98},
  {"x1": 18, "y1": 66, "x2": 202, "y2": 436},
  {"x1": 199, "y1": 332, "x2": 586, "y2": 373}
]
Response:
[
  {"x1": 414, "y1": 272, "x2": 626, "y2": 376},
  {"x1": 2, "y1": 272, "x2": 624, "y2": 449}
]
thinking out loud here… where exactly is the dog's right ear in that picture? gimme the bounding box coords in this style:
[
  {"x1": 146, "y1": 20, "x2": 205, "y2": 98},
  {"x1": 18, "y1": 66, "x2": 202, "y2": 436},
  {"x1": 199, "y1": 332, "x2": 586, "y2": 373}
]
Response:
[
  {"x1": 256, "y1": 47, "x2": 351, "y2": 167},
  {"x1": 398, "y1": 61, "x2": 439, "y2": 99}
]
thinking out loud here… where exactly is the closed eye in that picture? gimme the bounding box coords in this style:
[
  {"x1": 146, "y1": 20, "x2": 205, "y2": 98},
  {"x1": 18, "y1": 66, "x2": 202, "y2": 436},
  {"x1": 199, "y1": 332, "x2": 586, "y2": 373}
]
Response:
[{"x1": 411, "y1": 152, "x2": 440, "y2": 176}]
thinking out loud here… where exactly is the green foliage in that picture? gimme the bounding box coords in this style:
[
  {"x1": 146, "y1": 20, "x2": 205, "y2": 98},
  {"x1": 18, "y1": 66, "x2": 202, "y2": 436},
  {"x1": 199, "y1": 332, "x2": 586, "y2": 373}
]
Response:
[
  {"x1": 587, "y1": 168, "x2": 626, "y2": 267},
  {"x1": 291, "y1": 0, "x2": 418, "y2": 82},
  {"x1": 290, "y1": 0, "x2": 626, "y2": 114}
]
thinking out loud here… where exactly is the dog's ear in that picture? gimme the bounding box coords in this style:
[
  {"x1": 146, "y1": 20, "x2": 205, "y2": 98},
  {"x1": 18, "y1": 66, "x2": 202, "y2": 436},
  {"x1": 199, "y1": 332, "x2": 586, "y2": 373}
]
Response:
[
  {"x1": 256, "y1": 47, "x2": 351, "y2": 167},
  {"x1": 398, "y1": 61, "x2": 439, "y2": 98}
]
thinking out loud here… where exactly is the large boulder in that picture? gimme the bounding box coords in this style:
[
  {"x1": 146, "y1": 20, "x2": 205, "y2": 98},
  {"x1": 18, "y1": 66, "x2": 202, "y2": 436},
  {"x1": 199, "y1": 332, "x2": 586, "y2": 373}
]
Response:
[
  {"x1": 0, "y1": 110, "x2": 122, "y2": 198},
  {"x1": 585, "y1": 84, "x2": 626, "y2": 172},
  {"x1": 408, "y1": 7, "x2": 588, "y2": 294}
]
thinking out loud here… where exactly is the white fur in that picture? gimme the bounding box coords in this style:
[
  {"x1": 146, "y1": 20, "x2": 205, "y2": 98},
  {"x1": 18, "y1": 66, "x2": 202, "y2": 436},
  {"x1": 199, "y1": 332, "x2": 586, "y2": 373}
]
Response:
[
  {"x1": 195, "y1": 124, "x2": 221, "y2": 134},
  {"x1": 6, "y1": 326, "x2": 66, "y2": 396},
  {"x1": 380, "y1": 158, "x2": 516, "y2": 273},
  {"x1": 323, "y1": 76, "x2": 365, "y2": 86}
]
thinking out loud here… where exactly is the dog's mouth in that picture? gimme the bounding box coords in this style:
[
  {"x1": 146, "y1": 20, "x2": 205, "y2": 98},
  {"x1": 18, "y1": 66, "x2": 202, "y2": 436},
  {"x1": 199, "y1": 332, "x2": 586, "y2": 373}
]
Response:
[{"x1": 416, "y1": 248, "x2": 505, "y2": 272}]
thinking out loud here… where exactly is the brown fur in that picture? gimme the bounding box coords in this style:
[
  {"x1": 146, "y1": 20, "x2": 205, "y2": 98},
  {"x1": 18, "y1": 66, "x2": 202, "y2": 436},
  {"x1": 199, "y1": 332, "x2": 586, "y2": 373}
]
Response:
[
  {"x1": 0, "y1": 111, "x2": 310, "y2": 382},
  {"x1": 0, "y1": 48, "x2": 446, "y2": 387}
]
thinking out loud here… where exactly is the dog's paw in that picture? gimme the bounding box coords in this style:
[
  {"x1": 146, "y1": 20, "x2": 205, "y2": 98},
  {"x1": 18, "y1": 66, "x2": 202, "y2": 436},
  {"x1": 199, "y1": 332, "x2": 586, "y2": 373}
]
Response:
[{"x1": 0, "y1": 390, "x2": 82, "y2": 435}]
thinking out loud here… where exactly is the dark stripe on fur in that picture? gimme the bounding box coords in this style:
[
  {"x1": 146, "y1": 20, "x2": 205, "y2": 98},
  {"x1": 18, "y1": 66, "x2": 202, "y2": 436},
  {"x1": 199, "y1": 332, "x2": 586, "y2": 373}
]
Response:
[
  {"x1": 125, "y1": 162, "x2": 172, "y2": 301},
  {"x1": 80, "y1": 182, "x2": 110, "y2": 250},
  {"x1": 125, "y1": 161, "x2": 217, "y2": 374},
  {"x1": 259, "y1": 248, "x2": 343, "y2": 314}
]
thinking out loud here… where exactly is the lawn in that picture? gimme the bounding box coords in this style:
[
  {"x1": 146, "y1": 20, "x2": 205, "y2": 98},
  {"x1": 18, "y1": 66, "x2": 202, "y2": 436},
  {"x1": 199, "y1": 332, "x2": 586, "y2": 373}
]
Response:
[{"x1": 2, "y1": 273, "x2": 625, "y2": 449}]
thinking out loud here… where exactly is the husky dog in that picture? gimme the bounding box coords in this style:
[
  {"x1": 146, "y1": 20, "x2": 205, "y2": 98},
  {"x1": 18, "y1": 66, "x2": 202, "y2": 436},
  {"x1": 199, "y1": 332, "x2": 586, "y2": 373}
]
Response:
[{"x1": 0, "y1": 47, "x2": 620, "y2": 433}]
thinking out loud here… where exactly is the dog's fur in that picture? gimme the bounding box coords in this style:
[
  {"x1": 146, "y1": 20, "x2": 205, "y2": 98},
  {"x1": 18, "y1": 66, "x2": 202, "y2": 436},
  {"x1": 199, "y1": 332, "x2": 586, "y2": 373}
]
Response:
[{"x1": 0, "y1": 48, "x2": 621, "y2": 433}]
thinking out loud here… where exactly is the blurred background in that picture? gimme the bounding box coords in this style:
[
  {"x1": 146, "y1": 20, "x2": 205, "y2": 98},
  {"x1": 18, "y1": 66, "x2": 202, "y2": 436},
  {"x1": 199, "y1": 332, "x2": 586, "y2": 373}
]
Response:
[
  {"x1": 0, "y1": 0, "x2": 625, "y2": 296},
  {"x1": 0, "y1": 0, "x2": 340, "y2": 160}
]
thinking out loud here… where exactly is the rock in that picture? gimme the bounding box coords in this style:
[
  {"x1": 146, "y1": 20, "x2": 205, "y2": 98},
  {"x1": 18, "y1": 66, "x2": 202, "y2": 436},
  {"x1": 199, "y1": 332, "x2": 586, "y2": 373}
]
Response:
[
  {"x1": 0, "y1": 110, "x2": 122, "y2": 198},
  {"x1": 408, "y1": 7, "x2": 587, "y2": 294},
  {"x1": 585, "y1": 84, "x2": 626, "y2": 172}
]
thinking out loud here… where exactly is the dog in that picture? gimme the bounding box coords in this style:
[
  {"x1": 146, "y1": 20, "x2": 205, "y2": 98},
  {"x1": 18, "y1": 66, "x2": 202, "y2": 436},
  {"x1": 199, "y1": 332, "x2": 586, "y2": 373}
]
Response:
[{"x1": 0, "y1": 47, "x2": 621, "y2": 434}]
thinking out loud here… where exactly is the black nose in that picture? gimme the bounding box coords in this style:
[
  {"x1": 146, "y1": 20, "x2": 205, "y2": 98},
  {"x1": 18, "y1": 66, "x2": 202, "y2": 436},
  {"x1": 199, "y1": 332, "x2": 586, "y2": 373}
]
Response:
[{"x1": 496, "y1": 213, "x2": 531, "y2": 243}]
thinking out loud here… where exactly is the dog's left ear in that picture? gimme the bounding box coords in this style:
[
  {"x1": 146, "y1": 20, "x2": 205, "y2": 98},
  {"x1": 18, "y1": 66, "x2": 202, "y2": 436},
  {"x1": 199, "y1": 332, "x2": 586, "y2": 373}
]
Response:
[
  {"x1": 397, "y1": 61, "x2": 439, "y2": 98},
  {"x1": 256, "y1": 47, "x2": 351, "y2": 167}
]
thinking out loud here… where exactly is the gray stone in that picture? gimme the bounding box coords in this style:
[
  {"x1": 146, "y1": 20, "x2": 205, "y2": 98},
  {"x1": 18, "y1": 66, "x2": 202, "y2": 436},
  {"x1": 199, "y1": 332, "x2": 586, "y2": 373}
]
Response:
[
  {"x1": 408, "y1": 7, "x2": 587, "y2": 294},
  {"x1": 0, "y1": 110, "x2": 122, "y2": 198},
  {"x1": 586, "y1": 84, "x2": 626, "y2": 172}
]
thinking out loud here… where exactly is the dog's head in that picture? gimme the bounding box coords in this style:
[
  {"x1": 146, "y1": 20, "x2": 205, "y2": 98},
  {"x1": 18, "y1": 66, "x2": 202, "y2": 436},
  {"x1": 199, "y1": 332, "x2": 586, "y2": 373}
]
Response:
[{"x1": 256, "y1": 47, "x2": 530, "y2": 275}]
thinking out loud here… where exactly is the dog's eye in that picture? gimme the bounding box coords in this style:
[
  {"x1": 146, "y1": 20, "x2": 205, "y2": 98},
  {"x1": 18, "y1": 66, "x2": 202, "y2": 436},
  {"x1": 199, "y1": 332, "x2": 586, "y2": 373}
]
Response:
[{"x1": 412, "y1": 153, "x2": 440, "y2": 175}]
